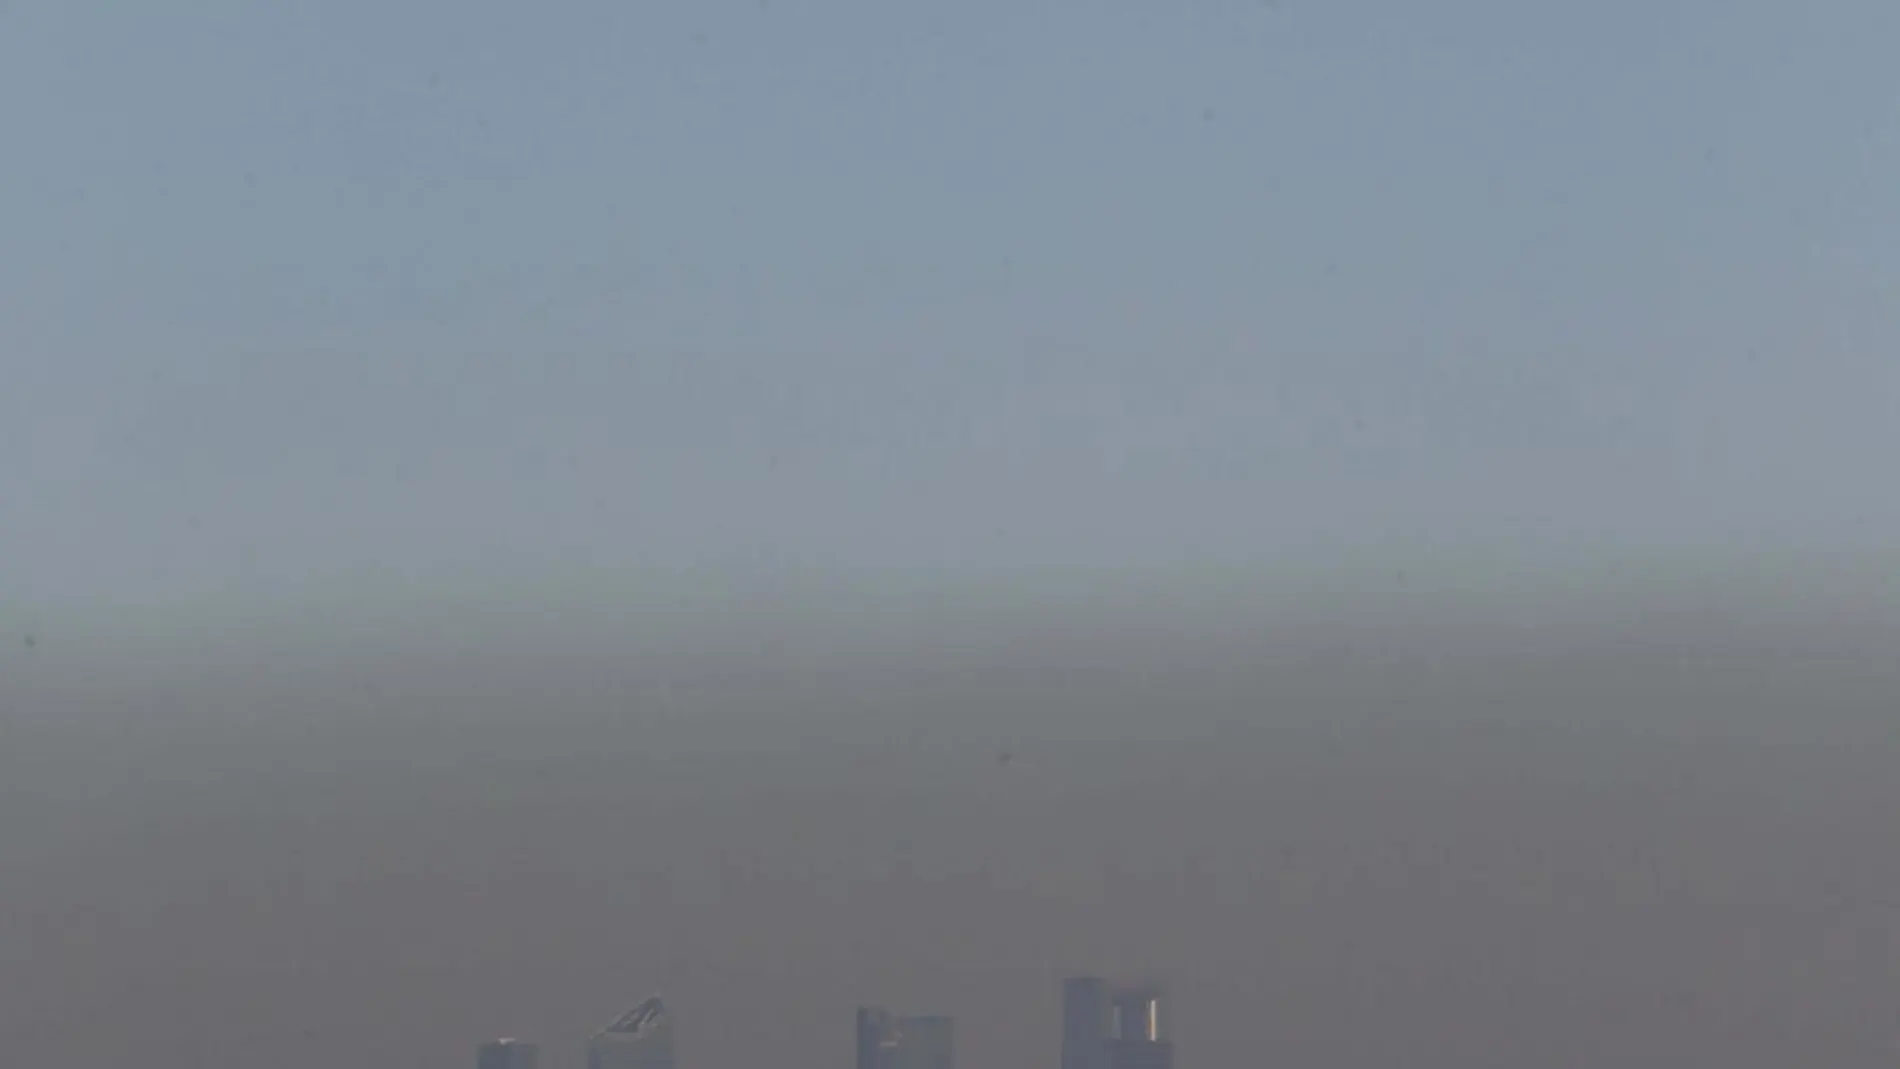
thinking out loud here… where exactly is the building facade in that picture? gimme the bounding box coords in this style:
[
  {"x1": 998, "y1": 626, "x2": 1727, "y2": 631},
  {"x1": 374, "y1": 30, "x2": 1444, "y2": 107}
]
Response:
[
  {"x1": 858, "y1": 1006, "x2": 954, "y2": 1069},
  {"x1": 1061, "y1": 979, "x2": 1171, "y2": 1069},
  {"x1": 478, "y1": 1039, "x2": 540, "y2": 1069}
]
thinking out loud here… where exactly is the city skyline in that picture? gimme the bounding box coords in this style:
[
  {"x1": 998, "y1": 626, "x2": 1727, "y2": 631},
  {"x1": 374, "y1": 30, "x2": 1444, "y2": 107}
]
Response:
[{"x1": 491, "y1": 980, "x2": 1154, "y2": 1069}]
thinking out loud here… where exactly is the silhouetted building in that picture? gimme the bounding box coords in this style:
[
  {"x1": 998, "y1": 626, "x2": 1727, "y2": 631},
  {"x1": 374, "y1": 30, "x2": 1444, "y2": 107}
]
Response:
[
  {"x1": 859, "y1": 1008, "x2": 896, "y2": 1069},
  {"x1": 590, "y1": 997, "x2": 674, "y2": 1069},
  {"x1": 1062, "y1": 979, "x2": 1170, "y2": 1069},
  {"x1": 478, "y1": 1040, "x2": 540, "y2": 1069},
  {"x1": 858, "y1": 1007, "x2": 954, "y2": 1069}
]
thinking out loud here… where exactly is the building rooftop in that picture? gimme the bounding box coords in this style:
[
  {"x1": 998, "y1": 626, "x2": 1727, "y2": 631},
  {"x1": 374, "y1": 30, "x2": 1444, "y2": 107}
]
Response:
[{"x1": 602, "y1": 996, "x2": 670, "y2": 1037}]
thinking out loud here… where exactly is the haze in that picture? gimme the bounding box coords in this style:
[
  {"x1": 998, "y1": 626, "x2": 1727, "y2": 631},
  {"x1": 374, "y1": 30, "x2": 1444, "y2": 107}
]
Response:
[{"x1": 3, "y1": 2, "x2": 1899, "y2": 1068}]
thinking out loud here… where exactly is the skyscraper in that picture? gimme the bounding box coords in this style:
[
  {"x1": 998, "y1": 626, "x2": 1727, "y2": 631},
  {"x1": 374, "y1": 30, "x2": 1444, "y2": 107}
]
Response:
[
  {"x1": 1061, "y1": 979, "x2": 1170, "y2": 1069},
  {"x1": 589, "y1": 996, "x2": 675, "y2": 1069},
  {"x1": 1062, "y1": 979, "x2": 1111, "y2": 1069},
  {"x1": 479, "y1": 1039, "x2": 540, "y2": 1069},
  {"x1": 858, "y1": 1007, "x2": 954, "y2": 1069},
  {"x1": 859, "y1": 1007, "x2": 896, "y2": 1069}
]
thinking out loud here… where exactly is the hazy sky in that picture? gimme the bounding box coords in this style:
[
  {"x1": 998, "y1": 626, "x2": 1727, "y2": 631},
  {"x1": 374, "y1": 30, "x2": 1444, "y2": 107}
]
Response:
[
  {"x1": 4, "y1": 0, "x2": 1898, "y2": 619},
  {"x1": 5, "y1": 4, "x2": 1900, "y2": 1069}
]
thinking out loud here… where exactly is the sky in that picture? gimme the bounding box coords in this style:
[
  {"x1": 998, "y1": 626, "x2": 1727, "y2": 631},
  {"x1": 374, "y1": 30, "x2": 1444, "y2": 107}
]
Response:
[
  {"x1": 4, "y1": 3, "x2": 1900, "y2": 1069},
  {"x1": 3, "y1": 0, "x2": 1898, "y2": 614}
]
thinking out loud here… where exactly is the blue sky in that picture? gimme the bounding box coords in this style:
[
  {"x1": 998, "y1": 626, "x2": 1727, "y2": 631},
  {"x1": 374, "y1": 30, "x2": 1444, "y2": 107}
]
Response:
[{"x1": 3, "y1": 0, "x2": 1897, "y2": 621}]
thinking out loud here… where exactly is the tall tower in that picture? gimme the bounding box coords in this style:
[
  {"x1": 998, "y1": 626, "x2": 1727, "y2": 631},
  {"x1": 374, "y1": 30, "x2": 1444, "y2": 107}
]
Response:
[
  {"x1": 1062, "y1": 979, "x2": 1112, "y2": 1069},
  {"x1": 478, "y1": 1039, "x2": 540, "y2": 1069},
  {"x1": 1063, "y1": 979, "x2": 1171, "y2": 1069},
  {"x1": 897, "y1": 1015, "x2": 954, "y2": 1069},
  {"x1": 859, "y1": 1008, "x2": 890, "y2": 1069},
  {"x1": 589, "y1": 996, "x2": 674, "y2": 1069},
  {"x1": 858, "y1": 1006, "x2": 954, "y2": 1069}
]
